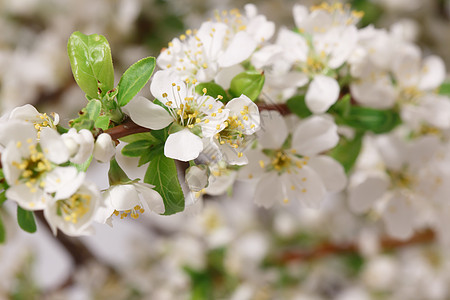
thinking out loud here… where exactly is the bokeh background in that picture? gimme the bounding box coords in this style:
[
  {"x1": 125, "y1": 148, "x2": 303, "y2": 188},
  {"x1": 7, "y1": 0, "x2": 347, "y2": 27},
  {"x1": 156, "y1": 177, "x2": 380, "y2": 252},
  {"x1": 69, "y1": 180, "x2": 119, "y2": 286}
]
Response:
[{"x1": 0, "y1": 0, "x2": 450, "y2": 299}]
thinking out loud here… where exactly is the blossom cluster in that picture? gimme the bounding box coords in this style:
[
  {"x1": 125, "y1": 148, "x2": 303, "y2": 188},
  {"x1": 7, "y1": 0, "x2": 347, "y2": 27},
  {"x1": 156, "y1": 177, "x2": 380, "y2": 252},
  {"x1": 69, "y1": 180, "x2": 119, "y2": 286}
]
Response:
[{"x1": 0, "y1": 1, "x2": 449, "y2": 251}]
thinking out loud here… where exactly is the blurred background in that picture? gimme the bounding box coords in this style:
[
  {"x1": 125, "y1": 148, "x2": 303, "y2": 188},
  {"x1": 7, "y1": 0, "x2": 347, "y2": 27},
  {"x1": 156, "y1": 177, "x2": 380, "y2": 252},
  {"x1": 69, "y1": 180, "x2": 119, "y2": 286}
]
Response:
[{"x1": 0, "y1": 0, "x2": 450, "y2": 299}]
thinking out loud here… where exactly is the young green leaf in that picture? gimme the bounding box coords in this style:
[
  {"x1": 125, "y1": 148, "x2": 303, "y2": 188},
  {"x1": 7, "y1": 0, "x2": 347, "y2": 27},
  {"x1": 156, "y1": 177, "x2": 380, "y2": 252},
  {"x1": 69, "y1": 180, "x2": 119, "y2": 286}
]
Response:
[
  {"x1": 195, "y1": 82, "x2": 229, "y2": 102},
  {"x1": 86, "y1": 99, "x2": 102, "y2": 120},
  {"x1": 329, "y1": 132, "x2": 363, "y2": 173},
  {"x1": 108, "y1": 159, "x2": 131, "y2": 185},
  {"x1": 94, "y1": 115, "x2": 111, "y2": 130},
  {"x1": 67, "y1": 31, "x2": 114, "y2": 99},
  {"x1": 0, "y1": 214, "x2": 5, "y2": 243},
  {"x1": 229, "y1": 71, "x2": 265, "y2": 101},
  {"x1": 119, "y1": 132, "x2": 155, "y2": 143},
  {"x1": 144, "y1": 152, "x2": 184, "y2": 215},
  {"x1": 286, "y1": 95, "x2": 312, "y2": 118},
  {"x1": 17, "y1": 207, "x2": 37, "y2": 233},
  {"x1": 117, "y1": 57, "x2": 156, "y2": 107}
]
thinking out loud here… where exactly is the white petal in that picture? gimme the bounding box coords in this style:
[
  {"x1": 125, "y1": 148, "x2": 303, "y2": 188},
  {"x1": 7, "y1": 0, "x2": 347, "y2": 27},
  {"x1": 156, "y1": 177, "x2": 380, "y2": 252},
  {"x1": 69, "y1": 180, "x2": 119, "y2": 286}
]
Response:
[
  {"x1": 8, "y1": 104, "x2": 40, "y2": 122},
  {"x1": 226, "y1": 95, "x2": 260, "y2": 134},
  {"x1": 292, "y1": 116, "x2": 339, "y2": 156},
  {"x1": 124, "y1": 96, "x2": 173, "y2": 130},
  {"x1": 277, "y1": 28, "x2": 308, "y2": 63},
  {"x1": 7, "y1": 184, "x2": 47, "y2": 210},
  {"x1": 39, "y1": 127, "x2": 69, "y2": 164},
  {"x1": 251, "y1": 45, "x2": 283, "y2": 69},
  {"x1": 305, "y1": 75, "x2": 340, "y2": 114},
  {"x1": 150, "y1": 70, "x2": 187, "y2": 107},
  {"x1": 382, "y1": 195, "x2": 415, "y2": 240},
  {"x1": 108, "y1": 184, "x2": 140, "y2": 211},
  {"x1": 197, "y1": 22, "x2": 227, "y2": 60},
  {"x1": 254, "y1": 173, "x2": 282, "y2": 208},
  {"x1": 218, "y1": 31, "x2": 257, "y2": 68},
  {"x1": 70, "y1": 129, "x2": 94, "y2": 164},
  {"x1": 185, "y1": 166, "x2": 209, "y2": 192},
  {"x1": 283, "y1": 166, "x2": 327, "y2": 209},
  {"x1": 218, "y1": 143, "x2": 249, "y2": 166},
  {"x1": 307, "y1": 155, "x2": 347, "y2": 192},
  {"x1": 164, "y1": 129, "x2": 203, "y2": 161},
  {"x1": 392, "y1": 44, "x2": 421, "y2": 88},
  {"x1": 1, "y1": 142, "x2": 22, "y2": 185},
  {"x1": 328, "y1": 26, "x2": 358, "y2": 69},
  {"x1": 348, "y1": 172, "x2": 389, "y2": 214},
  {"x1": 293, "y1": 5, "x2": 309, "y2": 29},
  {"x1": 0, "y1": 120, "x2": 36, "y2": 147},
  {"x1": 257, "y1": 110, "x2": 288, "y2": 149},
  {"x1": 418, "y1": 55, "x2": 446, "y2": 91},
  {"x1": 134, "y1": 182, "x2": 165, "y2": 214},
  {"x1": 45, "y1": 167, "x2": 85, "y2": 200},
  {"x1": 237, "y1": 149, "x2": 270, "y2": 180},
  {"x1": 214, "y1": 65, "x2": 245, "y2": 90}
]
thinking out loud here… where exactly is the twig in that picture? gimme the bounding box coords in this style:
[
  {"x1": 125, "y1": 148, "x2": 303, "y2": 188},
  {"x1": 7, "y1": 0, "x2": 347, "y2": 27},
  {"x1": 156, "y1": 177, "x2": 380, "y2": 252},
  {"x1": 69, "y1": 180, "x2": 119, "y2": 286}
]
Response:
[
  {"x1": 277, "y1": 229, "x2": 435, "y2": 264},
  {"x1": 104, "y1": 103, "x2": 290, "y2": 141}
]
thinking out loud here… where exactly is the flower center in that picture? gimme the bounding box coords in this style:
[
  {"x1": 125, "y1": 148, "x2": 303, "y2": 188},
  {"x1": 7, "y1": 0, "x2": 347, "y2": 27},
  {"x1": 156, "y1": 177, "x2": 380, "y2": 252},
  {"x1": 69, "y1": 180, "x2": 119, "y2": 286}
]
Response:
[
  {"x1": 57, "y1": 193, "x2": 91, "y2": 224},
  {"x1": 12, "y1": 142, "x2": 52, "y2": 191}
]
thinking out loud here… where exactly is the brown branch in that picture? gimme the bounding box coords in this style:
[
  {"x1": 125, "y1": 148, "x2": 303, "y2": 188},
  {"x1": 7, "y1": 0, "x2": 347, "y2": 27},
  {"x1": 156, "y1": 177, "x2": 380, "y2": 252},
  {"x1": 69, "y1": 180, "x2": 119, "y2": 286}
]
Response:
[
  {"x1": 104, "y1": 103, "x2": 290, "y2": 141},
  {"x1": 277, "y1": 229, "x2": 435, "y2": 264}
]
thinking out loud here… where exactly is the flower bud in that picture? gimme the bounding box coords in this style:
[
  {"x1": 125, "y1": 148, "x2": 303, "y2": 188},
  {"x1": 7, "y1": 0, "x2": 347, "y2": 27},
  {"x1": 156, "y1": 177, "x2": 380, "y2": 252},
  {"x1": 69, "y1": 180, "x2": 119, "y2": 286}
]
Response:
[
  {"x1": 94, "y1": 133, "x2": 115, "y2": 163},
  {"x1": 62, "y1": 128, "x2": 94, "y2": 164}
]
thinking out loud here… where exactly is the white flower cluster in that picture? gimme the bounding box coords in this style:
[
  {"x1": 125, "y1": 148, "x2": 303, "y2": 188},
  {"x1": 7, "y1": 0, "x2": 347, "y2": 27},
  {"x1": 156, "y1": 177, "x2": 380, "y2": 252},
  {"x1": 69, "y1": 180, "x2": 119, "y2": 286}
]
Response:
[{"x1": 0, "y1": 105, "x2": 163, "y2": 235}]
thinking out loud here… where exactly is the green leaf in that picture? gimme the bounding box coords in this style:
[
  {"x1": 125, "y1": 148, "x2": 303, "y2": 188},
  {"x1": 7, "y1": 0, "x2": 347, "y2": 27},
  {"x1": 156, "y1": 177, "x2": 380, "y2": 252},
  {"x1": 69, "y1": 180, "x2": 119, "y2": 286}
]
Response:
[
  {"x1": 0, "y1": 214, "x2": 5, "y2": 243},
  {"x1": 329, "y1": 132, "x2": 363, "y2": 173},
  {"x1": 0, "y1": 191, "x2": 6, "y2": 206},
  {"x1": 67, "y1": 31, "x2": 114, "y2": 99},
  {"x1": 229, "y1": 71, "x2": 265, "y2": 101},
  {"x1": 122, "y1": 140, "x2": 154, "y2": 157},
  {"x1": 94, "y1": 115, "x2": 111, "y2": 130},
  {"x1": 119, "y1": 132, "x2": 155, "y2": 143},
  {"x1": 144, "y1": 152, "x2": 184, "y2": 215},
  {"x1": 286, "y1": 95, "x2": 312, "y2": 118},
  {"x1": 195, "y1": 82, "x2": 229, "y2": 102},
  {"x1": 86, "y1": 99, "x2": 102, "y2": 120},
  {"x1": 117, "y1": 57, "x2": 156, "y2": 106},
  {"x1": 439, "y1": 82, "x2": 450, "y2": 96},
  {"x1": 17, "y1": 207, "x2": 37, "y2": 233},
  {"x1": 341, "y1": 107, "x2": 401, "y2": 134}
]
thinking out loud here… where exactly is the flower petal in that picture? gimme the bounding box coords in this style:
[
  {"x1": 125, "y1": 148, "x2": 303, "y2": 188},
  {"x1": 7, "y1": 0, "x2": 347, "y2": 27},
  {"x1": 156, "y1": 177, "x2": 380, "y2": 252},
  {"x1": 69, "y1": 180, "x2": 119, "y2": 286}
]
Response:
[
  {"x1": 292, "y1": 116, "x2": 339, "y2": 156},
  {"x1": 305, "y1": 75, "x2": 340, "y2": 114},
  {"x1": 7, "y1": 184, "x2": 47, "y2": 210},
  {"x1": 134, "y1": 182, "x2": 165, "y2": 214},
  {"x1": 254, "y1": 173, "x2": 282, "y2": 208},
  {"x1": 283, "y1": 166, "x2": 326, "y2": 209},
  {"x1": 164, "y1": 129, "x2": 203, "y2": 161},
  {"x1": 418, "y1": 55, "x2": 446, "y2": 91},
  {"x1": 40, "y1": 127, "x2": 69, "y2": 164},
  {"x1": 226, "y1": 95, "x2": 260, "y2": 134},
  {"x1": 348, "y1": 172, "x2": 389, "y2": 214},
  {"x1": 108, "y1": 184, "x2": 140, "y2": 211},
  {"x1": 0, "y1": 121, "x2": 36, "y2": 147},
  {"x1": 257, "y1": 110, "x2": 288, "y2": 149},
  {"x1": 218, "y1": 31, "x2": 257, "y2": 68},
  {"x1": 307, "y1": 155, "x2": 347, "y2": 192},
  {"x1": 124, "y1": 96, "x2": 173, "y2": 130},
  {"x1": 45, "y1": 166, "x2": 85, "y2": 200},
  {"x1": 150, "y1": 70, "x2": 187, "y2": 107}
]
